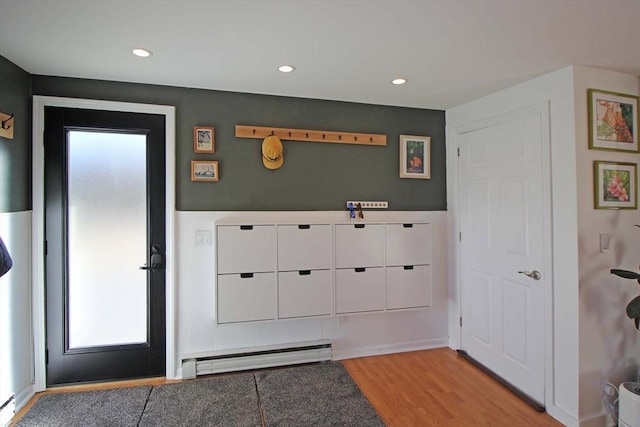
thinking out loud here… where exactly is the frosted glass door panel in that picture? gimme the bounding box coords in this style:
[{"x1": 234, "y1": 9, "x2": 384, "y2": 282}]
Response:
[{"x1": 67, "y1": 131, "x2": 147, "y2": 349}]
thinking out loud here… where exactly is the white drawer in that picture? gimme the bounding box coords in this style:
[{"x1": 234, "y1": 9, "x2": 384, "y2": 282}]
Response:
[
  {"x1": 385, "y1": 223, "x2": 431, "y2": 266},
  {"x1": 278, "y1": 269, "x2": 332, "y2": 319},
  {"x1": 386, "y1": 265, "x2": 432, "y2": 309},
  {"x1": 217, "y1": 272, "x2": 276, "y2": 323},
  {"x1": 217, "y1": 225, "x2": 276, "y2": 274},
  {"x1": 277, "y1": 224, "x2": 332, "y2": 271},
  {"x1": 335, "y1": 224, "x2": 384, "y2": 268},
  {"x1": 335, "y1": 267, "x2": 385, "y2": 314}
]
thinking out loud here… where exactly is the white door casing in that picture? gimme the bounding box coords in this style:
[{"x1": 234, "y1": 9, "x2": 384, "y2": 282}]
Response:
[
  {"x1": 32, "y1": 96, "x2": 177, "y2": 391},
  {"x1": 458, "y1": 104, "x2": 551, "y2": 405}
]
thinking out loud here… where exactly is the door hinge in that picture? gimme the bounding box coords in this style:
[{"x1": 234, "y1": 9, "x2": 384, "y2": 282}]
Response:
[
  {"x1": 459, "y1": 232, "x2": 462, "y2": 242},
  {"x1": 459, "y1": 317, "x2": 462, "y2": 327},
  {"x1": 44, "y1": 240, "x2": 48, "y2": 255},
  {"x1": 45, "y1": 349, "x2": 49, "y2": 364},
  {"x1": 457, "y1": 147, "x2": 460, "y2": 157}
]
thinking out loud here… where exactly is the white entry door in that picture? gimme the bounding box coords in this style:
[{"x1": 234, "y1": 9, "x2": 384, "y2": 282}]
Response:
[{"x1": 458, "y1": 105, "x2": 549, "y2": 406}]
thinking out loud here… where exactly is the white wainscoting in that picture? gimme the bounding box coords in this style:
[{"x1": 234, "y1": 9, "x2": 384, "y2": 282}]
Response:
[
  {"x1": 175, "y1": 210, "x2": 448, "y2": 375},
  {"x1": 0, "y1": 211, "x2": 34, "y2": 413}
]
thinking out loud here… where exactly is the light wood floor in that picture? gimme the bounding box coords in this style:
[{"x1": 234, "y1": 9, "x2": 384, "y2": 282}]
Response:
[
  {"x1": 342, "y1": 348, "x2": 561, "y2": 426},
  {"x1": 12, "y1": 348, "x2": 561, "y2": 426}
]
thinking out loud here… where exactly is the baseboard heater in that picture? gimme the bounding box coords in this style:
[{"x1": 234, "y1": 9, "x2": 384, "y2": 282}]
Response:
[
  {"x1": 0, "y1": 394, "x2": 15, "y2": 427},
  {"x1": 181, "y1": 339, "x2": 333, "y2": 379}
]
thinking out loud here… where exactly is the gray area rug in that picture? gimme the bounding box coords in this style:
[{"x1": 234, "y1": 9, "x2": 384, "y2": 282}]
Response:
[
  {"x1": 255, "y1": 362, "x2": 385, "y2": 427},
  {"x1": 17, "y1": 362, "x2": 383, "y2": 427},
  {"x1": 16, "y1": 385, "x2": 152, "y2": 427},
  {"x1": 138, "y1": 374, "x2": 261, "y2": 427}
]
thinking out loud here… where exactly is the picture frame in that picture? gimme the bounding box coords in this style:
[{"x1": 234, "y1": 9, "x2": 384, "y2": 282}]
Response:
[
  {"x1": 399, "y1": 135, "x2": 430, "y2": 179},
  {"x1": 193, "y1": 126, "x2": 215, "y2": 153},
  {"x1": 588, "y1": 89, "x2": 639, "y2": 152},
  {"x1": 191, "y1": 160, "x2": 219, "y2": 182},
  {"x1": 594, "y1": 161, "x2": 637, "y2": 209}
]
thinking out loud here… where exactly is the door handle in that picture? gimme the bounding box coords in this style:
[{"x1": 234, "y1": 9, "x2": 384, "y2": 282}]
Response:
[
  {"x1": 518, "y1": 270, "x2": 541, "y2": 280},
  {"x1": 140, "y1": 244, "x2": 164, "y2": 272}
]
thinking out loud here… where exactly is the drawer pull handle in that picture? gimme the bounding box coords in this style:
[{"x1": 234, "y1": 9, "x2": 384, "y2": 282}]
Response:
[
  {"x1": 403, "y1": 223, "x2": 413, "y2": 228},
  {"x1": 354, "y1": 224, "x2": 365, "y2": 229},
  {"x1": 299, "y1": 270, "x2": 311, "y2": 276},
  {"x1": 298, "y1": 224, "x2": 310, "y2": 229},
  {"x1": 240, "y1": 225, "x2": 253, "y2": 230},
  {"x1": 355, "y1": 267, "x2": 366, "y2": 272},
  {"x1": 403, "y1": 265, "x2": 414, "y2": 270},
  {"x1": 240, "y1": 273, "x2": 254, "y2": 278}
]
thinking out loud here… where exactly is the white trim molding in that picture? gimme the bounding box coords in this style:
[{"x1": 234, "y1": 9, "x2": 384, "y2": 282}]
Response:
[
  {"x1": 332, "y1": 338, "x2": 449, "y2": 361},
  {"x1": 32, "y1": 96, "x2": 177, "y2": 390}
]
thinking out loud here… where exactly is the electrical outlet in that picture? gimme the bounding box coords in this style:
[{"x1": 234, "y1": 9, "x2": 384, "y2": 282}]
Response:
[
  {"x1": 346, "y1": 201, "x2": 388, "y2": 209},
  {"x1": 195, "y1": 230, "x2": 212, "y2": 247},
  {"x1": 601, "y1": 380, "x2": 618, "y2": 422}
]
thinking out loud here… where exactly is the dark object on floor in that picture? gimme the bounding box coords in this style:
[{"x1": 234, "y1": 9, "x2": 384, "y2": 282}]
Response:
[
  {"x1": 16, "y1": 386, "x2": 152, "y2": 427},
  {"x1": 139, "y1": 374, "x2": 260, "y2": 427},
  {"x1": 16, "y1": 362, "x2": 382, "y2": 426},
  {"x1": 0, "y1": 236, "x2": 12, "y2": 278},
  {"x1": 255, "y1": 361, "x2": 385, "y2": 427}
]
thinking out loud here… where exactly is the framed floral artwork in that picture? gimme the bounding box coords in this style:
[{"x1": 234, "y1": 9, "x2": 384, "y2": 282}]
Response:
[
  {"x1": 588, "y1": 89, "x2": 639, "y2": 152},
  {"x1": 594, "y1": 161, "x2": 637, "y2": 209},
  {"x1": 193, "y1": 126, "x2": 215, "y2": 153},
  {"x1": 399, "y1": 135, "x2": 430, "y2": 179}
]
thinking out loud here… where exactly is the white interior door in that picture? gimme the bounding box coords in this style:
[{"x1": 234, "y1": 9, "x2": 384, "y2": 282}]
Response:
[{"x1": 458, "y1": 106, "x2": 549, "y2": 405}]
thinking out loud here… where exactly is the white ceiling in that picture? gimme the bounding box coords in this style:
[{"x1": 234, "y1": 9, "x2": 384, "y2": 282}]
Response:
[{"x1": 1, "y1": 0, "x2": 639, "y2": 110}]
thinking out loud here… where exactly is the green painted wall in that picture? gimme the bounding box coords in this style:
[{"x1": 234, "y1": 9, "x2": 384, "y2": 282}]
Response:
[
  {"x1": 32, "y1": 76, "x2": 446, "y2": 211},
  {"x1": 0, "y1": 56, "x2": 31, "y2": 212}
]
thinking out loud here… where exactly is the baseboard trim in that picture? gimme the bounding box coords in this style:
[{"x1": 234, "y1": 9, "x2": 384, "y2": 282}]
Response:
[
  {"x1": 456, "y1": 350, "x2": 545, "y2": 413},
  {"x1": 544, "y1": 405, "x2": 579, "y2": 427},
  {"x1": 578, "y1": 411, "x2": 609, "y2": 427},
  {"x1": 332, "y1": 338, "x2": 448, "y2": 360},
  {"x1": 12, "y1": 384, "x2": 34, "y2": 413}
]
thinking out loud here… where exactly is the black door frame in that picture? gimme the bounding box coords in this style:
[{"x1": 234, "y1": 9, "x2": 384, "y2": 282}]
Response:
[{"x1": 32, "y1": 96, "x2": 176, "y2": 391}]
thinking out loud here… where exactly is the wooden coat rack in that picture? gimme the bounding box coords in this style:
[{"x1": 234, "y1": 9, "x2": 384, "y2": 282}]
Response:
[
  {"x1": 235, "y1": 125, "x2": 386, "y2": 146},
  {"x1": 0, "y1": 112, "x2": 14, "y2": 140}
]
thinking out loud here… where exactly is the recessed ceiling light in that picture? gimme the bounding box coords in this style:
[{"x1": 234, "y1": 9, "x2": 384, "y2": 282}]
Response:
[
  {"x1": 132, "y1": 48, "x2": 153, "y2": 58},
  {"x1": 392, "y1": 78, "x2": 407, "y2": 85},
  {"x1": 278, "y1": 65, "x2": 296, "y2": 73}
]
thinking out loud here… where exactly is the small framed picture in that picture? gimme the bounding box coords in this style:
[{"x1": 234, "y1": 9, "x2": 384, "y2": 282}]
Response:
[
  {"x1": 191, "y1": 160, "x2": 219, "y2": 182},
  {"x1": 588, "y1": 89, "x2": 639, "y2": 152},
  {"x1": 193, "y1": 126, "x2": 215, "y2": 153},
  {"x1": 399, "y1": 135, "x2": 430, "y2": 179},
  {"x1": 594, "y1": 161, "x2": 637, "y2": 209}
]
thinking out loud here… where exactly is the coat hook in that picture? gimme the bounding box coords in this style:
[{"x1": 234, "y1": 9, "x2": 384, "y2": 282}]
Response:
[
  {"x1": 1, "y1": 113, "x2": 14, "y2": 130},
  {"x1": 252, "y1": 128, "x2": 256, "y2": 135},
  {"x1": 305, "y1": 133, "x2": 309, "y2": 138},
  {"x1": 369, "y1": 137, "x2": 373, "y2": 143},
  {"x1": 288, "y1": 131, "x2": 292, "y2": 137},
  {"x1": 354, "y1": 136, "x2": 358, "y2": 142},
  {"x1": 338, "y1": 135, "x2": 342, "y2": 140},
  {"x1": 270, "y1": 130, "x2": 275, "y2": 136}
]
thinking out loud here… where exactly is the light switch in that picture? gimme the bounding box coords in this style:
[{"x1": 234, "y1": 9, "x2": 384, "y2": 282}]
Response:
[
  {"x1": 600, "y1": 233, "x2": 611, "y2": 253},
  {"x1": 195, "y1": 230, "x2": 212, "y2": 247}
]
